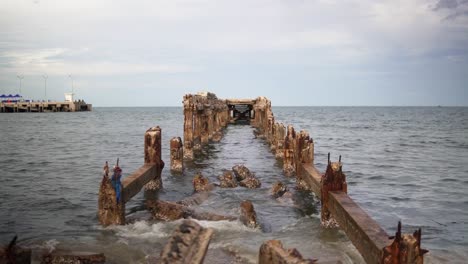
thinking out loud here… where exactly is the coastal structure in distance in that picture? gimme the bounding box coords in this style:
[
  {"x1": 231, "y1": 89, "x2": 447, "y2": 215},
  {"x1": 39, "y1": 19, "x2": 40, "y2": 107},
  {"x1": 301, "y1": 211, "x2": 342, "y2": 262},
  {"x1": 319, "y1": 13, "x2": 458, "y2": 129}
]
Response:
[{"x1": 0, "y1": 92, "x2": 92, "y2": 113}]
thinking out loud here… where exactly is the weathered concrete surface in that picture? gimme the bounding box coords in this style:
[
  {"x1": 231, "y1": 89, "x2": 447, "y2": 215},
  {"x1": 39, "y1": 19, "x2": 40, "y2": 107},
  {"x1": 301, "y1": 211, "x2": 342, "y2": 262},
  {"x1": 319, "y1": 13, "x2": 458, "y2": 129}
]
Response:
[
  {"x1": 239, "y1": 200, "x2": 258, "y2": 228},
  {"x1": 258, "y1": 240, "x2": 317, "y2": 264},
  {"x1": 121, "y1": 164, "x2": 157, "y2": 203},
  {"x1": 0, "y1": 236, "x2": 31, "y2": 264},
  {"x1": 298, "y1": 164, "x2": 322, "y2": 195},
  {"x1": 42, "y1": 251, "x2": 105, "y2": 264},
  {"x1": 283, "y1": 125, "x2": 296, "y2": 177},
  {"x1": 144, "y1": 126, "x2": 164, "y2": 191},
  {"x1": 157, "y1": 220, "x2": 213, "y2": 264},
  {"x1": 170, "y1": 137, "x2": 184, "y2": 173},
  {"x1": 147, "y1": 200, "x2": 236, "y2": 221},
  {"x1": 295, "y1": 130, "x2": 314, "y2": 175},
  {"x1": 274, "y1": 123, "x2": 286, "y2": 159},
  {"x1": 328, "y1": 191, "x2": 390, "y2": 264}
]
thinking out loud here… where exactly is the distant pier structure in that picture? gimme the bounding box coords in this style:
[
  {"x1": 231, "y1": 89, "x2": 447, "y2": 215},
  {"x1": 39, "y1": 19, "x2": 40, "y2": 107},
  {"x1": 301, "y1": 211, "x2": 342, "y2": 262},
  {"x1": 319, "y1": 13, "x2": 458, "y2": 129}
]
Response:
[{"x1": 0, "y1": 93, "x2": 92, "y2": 113}]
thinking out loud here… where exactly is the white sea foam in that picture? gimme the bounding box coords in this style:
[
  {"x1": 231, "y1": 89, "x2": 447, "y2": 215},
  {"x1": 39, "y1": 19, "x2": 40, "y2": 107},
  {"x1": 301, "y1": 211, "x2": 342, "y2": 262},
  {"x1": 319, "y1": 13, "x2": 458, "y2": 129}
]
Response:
[
  {"x1": 110, "y1": 220, "x2": 171, "y2": 240},
  {"x1": 44, "y1": 239, "x2": 59, "y2": 253},
  {"x1": 192, "y1": 219, "x2": 260, "y2": 233}
]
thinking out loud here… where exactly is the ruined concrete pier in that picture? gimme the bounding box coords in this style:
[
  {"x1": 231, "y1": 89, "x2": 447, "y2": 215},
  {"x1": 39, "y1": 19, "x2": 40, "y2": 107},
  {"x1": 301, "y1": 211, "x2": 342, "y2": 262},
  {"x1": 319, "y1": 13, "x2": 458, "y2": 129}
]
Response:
[{"x1": 95, "y1": 91, "x2": 427, "y2": 263}]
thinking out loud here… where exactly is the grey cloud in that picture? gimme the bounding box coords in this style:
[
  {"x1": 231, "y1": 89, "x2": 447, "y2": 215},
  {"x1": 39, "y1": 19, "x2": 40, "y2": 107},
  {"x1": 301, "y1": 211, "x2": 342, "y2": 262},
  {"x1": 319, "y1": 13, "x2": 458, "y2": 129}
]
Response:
[{"x1": 433, "y1": 0, "x2": 459, "y2": 10}]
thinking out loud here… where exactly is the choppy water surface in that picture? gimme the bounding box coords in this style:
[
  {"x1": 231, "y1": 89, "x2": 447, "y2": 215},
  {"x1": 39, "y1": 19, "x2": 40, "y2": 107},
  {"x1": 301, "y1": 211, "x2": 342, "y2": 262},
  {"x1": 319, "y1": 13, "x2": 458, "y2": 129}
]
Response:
[{"x1": 0, "y1": 107, "x2": 467, "y2": 263}]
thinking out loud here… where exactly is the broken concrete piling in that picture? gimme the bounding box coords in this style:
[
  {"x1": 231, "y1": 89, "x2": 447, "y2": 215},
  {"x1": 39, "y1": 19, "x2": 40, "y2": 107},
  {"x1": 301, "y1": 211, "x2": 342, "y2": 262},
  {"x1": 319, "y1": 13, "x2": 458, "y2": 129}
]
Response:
[
  {"x1": 144, "y1": 126, "x2": 164, "y2": 191},
  {"x1": 157, "y1": 220, "x2": 213, "y2": 264},
  {"x1": 170, "y1": 137, "x2": 184, "y2": 173}
]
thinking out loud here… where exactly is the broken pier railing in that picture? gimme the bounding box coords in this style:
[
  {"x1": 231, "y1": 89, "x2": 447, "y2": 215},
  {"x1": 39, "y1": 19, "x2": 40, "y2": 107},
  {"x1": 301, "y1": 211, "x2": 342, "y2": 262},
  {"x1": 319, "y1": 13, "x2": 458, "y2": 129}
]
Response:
[
  {"x1": 97, "y1": 92, "x2": 427, "y2": 264},
  {"x1": 98, "y1": 126, "x2": 164, "y2": 226}
]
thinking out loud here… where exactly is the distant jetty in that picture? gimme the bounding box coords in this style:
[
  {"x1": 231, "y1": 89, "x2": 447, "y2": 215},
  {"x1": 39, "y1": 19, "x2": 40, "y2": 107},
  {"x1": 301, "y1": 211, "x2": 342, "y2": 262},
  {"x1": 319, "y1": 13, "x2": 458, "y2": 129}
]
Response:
[{"x1": 0, "y1": 93, "x2": 92, "y2": 113}]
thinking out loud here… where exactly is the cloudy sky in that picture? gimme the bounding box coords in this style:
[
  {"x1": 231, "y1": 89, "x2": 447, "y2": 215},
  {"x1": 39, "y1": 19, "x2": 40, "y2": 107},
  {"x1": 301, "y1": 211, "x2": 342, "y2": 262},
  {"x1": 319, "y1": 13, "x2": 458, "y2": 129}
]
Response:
[{"x1": 0, "y1": 0, "x2": 467, "y2": 106}]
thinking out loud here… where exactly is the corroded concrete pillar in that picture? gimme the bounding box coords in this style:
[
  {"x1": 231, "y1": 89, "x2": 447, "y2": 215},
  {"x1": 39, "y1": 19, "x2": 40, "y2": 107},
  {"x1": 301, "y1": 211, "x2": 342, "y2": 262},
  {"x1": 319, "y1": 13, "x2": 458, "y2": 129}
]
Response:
[
  {"x1": 283, "y1": 125, "x2": 296, "y2": 176},
  {"x1": 275, "y1": 123, "x2": 286, "y2": 159},
  {"x1": 144, "y1": 126, "x2": 164, "y2": 190},
  {"x1": 207, "y1": 109, "x2": 214, "y2": 140},
  {"x1": 193, "y1": 110, "x2": 202, "y2": 151},
  {"x1": 295, "y1": 130, "x2": 314, "y2": 175},
  {"x1": 183, "y1": 95, "x2": 194, "y2": 159},
  {"x1": 321, "y1": 153, "x2": 346, "y2": 227},
  {"x1": 170, "y1": 137, "x2": 184, "y2": 173},
  {"x1": 201, "y1": 112, "x2": 209, "y2": 144}
]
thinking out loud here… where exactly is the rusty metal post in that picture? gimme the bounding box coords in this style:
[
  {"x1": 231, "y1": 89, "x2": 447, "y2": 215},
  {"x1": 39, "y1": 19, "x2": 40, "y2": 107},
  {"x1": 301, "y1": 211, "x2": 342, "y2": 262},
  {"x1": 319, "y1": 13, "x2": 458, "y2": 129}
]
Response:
[
  {"x1": 321, "y1": 153, "x2": 346, "y2": 227},
  {"x1": 144, "y1": 126, "x2": 164, "y2": 190},
  {"x1": 170, "y1": 137, "x2": 184, "y2": 173},
  {"x1": 382, "y1": 222, "x2": 428, "y2": 264},
  {"x1": 283, "y1": 125, "x2": 296, "y2": 176}
]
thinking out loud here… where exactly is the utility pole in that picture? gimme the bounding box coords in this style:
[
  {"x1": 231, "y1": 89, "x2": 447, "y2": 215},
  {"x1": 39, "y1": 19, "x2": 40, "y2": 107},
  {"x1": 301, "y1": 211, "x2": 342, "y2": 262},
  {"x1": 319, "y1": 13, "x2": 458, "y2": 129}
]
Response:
[
  {"x1": 17, "y1": 75, "x2": 24, "y2": 94},
  {"x1": 42, "y1": 74, "x2": 48, "y2": 100}
]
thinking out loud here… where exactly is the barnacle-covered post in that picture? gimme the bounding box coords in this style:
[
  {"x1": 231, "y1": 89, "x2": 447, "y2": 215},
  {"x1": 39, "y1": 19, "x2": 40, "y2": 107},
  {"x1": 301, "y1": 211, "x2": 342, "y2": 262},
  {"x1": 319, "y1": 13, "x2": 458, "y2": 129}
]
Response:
[
  {"x1": 283, "y1": 125, "x2": 296, "y2": 176},
  {"x1": 183, "y1": 94, "x2": 194, "y2": 159},
  {"x1": 170, "y1": 137, "x2": 184, "y2": 173},
  {"x1": 144, "y1": 126, "x2": 164, "y2": 190}
]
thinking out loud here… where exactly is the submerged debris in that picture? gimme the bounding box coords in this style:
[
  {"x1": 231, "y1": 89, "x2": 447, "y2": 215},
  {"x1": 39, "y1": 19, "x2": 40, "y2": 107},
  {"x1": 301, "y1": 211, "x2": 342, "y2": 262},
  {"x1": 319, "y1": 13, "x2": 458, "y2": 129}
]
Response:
[
  {"x1": 232, "y1": 164, "x2": 252, "y2": 181},
  {"x1": 218, "y1": 170, "x2": 238, "y2": 188},
  {"x1": 239, "y1": 175, "x2": 261, "y2": 189},
  {"x1": 193, "y1": 173, "x2": 214, "y2": 193},
  {"x1": 147, "y1": 200, "x2": 236, "y2": 222},
  {"x1": 258, "y1": 240, "x2": 317, "y2": 264},
  {"x1": 158, "y1": 220, "x2": 213, "y2": 264},
  {"x1": 239, "y1": 200, "x2": 259, "y2": 228}
]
